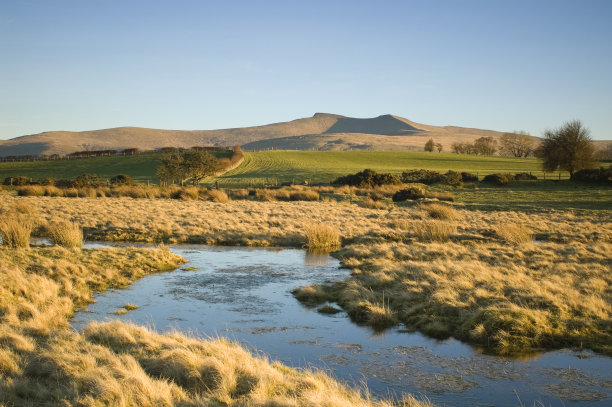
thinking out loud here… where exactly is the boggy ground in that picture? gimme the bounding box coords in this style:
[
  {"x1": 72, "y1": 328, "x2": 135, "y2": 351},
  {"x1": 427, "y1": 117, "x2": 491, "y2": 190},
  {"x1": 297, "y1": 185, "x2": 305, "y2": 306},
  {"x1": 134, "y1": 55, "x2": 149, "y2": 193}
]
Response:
[
  {"x1": 1, "y1": 192, "x2": 610, "y2": 358},
  {"x1": 0, "y1": 246, "x2": 428, "y2": 407}
]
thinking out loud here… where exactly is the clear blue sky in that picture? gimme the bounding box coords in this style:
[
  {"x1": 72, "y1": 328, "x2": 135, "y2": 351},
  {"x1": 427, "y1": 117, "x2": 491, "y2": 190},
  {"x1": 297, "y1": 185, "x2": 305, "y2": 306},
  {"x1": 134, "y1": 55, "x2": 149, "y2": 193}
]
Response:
[{"x1": 1, "y1": 0, "x2": 611, "y2": 140}]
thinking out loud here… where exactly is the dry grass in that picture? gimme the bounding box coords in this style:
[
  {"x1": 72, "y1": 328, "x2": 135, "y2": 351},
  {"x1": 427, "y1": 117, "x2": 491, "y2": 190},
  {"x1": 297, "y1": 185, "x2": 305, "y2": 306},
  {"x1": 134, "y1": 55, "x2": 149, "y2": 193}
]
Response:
[
  {"x1": 205, "y1": 189, "x2": 230, "y2": 203},
  {"x1": 294, "y1": 240, "x2": 612, "y2": 355},
  {"x1": 412, "y1": 220, "x2": 457, "y2": 242},
  {"x1": 495, "y1": 223, "x2": 533, "y2": 245},
  {"x1": 305, "y1": 223, "x2": 341, "y2": 252},
  {"x1": 0, "y1": 218, "x2": 32, "y2": 248},
  {"x1": 420, "y1": 203, "x2": 459, "y2": 220},
  {"x1": 0, "y1": 245, "x2": 431, "y2": 406},
  {"x1": 47, "y1": 220, "x2": 83, "y2": 248}
]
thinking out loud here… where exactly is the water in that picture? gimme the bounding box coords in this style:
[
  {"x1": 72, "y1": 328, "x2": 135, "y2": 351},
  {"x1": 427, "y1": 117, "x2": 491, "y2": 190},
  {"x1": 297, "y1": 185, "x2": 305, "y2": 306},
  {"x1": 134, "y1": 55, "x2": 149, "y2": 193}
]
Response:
[{"x1": 72, "y1": 244, "x2": 612, "y2": 406}]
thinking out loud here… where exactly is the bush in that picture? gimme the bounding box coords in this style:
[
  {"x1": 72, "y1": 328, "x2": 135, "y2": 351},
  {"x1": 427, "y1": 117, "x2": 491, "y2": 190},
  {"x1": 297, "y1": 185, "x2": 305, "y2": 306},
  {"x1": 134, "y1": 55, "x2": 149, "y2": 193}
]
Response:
[
  {"x1": 481, "y1": 173, "x2": 512, "y2": 185},
  {"x1": 571, "y1": 166, "x2": 612, "y2": 184},
  {"x1": 402, "y1": 169, "x2": 463, "y2": 186},
  {"x1": 73, "y1": 174, "x2": 103, "y2": 188},
  {"x1": 304, "y1": 224, "x2": 341, "y2": 252},
  {"x1": 47, "y1": 221, "x2": 83, "y2": 248},
  {"x1": 392, "y1": 185, "x2": 426, "y2": 202},
  {"x1": 401, "y1": 169, "x2": 442, "y2": 185},
  {"x1": 461, "y1": 172, "x2": 479, "y2": 182},
  {"x1": 333, "y1": 169, "x2": 401, "y2": 187},
  {"x1": 0, "y1": 218, "x2": 32, "y2": 248},
  {"x1": 110, "y1": 174, "x2": 134, "y2": 186},
  {"x1": 514, "y1": 172, "x2": 537, "y2": 181}
]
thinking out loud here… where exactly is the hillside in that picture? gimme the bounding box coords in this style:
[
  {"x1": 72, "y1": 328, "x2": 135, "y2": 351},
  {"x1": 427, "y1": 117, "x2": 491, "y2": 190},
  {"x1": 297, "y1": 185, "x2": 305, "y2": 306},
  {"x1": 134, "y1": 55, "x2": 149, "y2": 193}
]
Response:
[{"x1": 1, "y1": 113, "x2": 523, "y2": 157}]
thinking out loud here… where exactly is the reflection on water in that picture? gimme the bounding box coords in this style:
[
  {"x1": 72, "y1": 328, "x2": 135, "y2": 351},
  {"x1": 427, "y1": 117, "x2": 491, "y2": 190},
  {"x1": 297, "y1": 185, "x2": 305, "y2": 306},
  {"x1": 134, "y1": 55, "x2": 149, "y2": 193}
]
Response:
[{"x1": 73, "y1": 244, "x2": 612, "y2": 406}]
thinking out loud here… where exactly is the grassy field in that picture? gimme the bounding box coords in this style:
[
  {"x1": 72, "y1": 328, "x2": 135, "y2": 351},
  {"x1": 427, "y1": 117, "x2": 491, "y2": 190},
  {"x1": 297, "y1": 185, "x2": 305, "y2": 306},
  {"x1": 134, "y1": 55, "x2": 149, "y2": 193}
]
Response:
[
  {"x1": 216, "y1": 151, "x2": 552, "y2": 186},
  {"x1": 0, "y1": 150, "x2": 562, "y2": 185}
]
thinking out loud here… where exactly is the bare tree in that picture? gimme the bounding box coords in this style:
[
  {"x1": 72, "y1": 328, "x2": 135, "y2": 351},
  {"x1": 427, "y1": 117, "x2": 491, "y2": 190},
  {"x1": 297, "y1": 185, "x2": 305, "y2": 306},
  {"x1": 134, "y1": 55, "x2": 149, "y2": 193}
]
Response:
[
  {"x1": 536, "y1": 120, "x2": 595, "y2": 178},
  {"x1": 500, "y1": 131, "x2": 534, "y2": 157},
  {"x1": 435, "y1": 143, "x2": 443, "y2": 153}
]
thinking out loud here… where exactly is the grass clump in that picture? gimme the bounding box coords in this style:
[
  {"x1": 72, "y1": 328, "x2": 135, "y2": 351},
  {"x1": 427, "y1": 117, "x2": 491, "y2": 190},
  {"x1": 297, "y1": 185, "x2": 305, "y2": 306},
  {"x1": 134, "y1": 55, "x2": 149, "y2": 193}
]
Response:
[
  {"x1": 413, "y1": 220, "x2": 457, "y2": 242},
  {"x1": 304, "y1": 223, "x2": 341, "y2": 252},
  {"x1": 495, "y1": 223, "x2": 533, "y2": 245},
  {"x1": 47, "y1": 221, "x2": 83, "y2": 248},
  {"x1": 0, "y1": 219, "x2": 32, "y2": 248},
  {"x1": 317, "y1": 304, "x2": 343, "y2": 314},
  {"x1": 421, "y1": 203, "x2": 459, "y2": 220}
]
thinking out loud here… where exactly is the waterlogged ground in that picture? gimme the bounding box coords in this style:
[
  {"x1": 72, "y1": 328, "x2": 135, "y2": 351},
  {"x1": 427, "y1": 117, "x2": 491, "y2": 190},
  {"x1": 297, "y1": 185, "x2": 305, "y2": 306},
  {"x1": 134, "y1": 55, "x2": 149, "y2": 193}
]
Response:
[{"x1": 72, "y1": 245, "x2": 612, "y2": 407}]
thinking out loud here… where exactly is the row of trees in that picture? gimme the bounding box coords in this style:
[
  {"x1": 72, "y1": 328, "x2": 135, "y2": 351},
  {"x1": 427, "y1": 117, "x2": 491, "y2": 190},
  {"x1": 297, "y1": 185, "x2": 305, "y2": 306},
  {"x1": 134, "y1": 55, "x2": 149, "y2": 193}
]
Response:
[{"x1": 451, "y1": 136, "x2": 498, "y2": 155}]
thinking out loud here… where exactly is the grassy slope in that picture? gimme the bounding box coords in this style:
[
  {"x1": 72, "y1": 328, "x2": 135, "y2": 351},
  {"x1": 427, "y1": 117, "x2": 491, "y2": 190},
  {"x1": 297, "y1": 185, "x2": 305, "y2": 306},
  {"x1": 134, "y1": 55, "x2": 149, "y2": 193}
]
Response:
[{"x1": 1, "y1": 151, "x2": 551, "y2": 185}]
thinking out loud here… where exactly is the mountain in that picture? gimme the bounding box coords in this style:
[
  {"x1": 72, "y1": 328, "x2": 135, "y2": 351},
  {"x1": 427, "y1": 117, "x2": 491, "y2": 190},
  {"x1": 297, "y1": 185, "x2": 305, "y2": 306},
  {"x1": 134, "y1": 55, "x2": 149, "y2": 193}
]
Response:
[{"x1": 0, "y1": 113, "x2": 580, "y2": 157}]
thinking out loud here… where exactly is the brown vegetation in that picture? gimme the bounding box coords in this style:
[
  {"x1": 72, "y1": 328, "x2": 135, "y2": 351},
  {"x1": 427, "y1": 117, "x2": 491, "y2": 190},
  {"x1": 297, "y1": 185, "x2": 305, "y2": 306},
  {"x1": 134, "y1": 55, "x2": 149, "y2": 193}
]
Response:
[{"x1": 0, "y1": 244, "x2": 429, "y2": 407}]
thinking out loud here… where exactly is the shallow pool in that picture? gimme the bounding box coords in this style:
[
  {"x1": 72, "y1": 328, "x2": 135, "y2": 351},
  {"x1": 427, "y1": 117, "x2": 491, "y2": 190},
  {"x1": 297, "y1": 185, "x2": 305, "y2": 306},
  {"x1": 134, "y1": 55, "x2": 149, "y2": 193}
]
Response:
[{"x1": 72, "y1": 244, "x2": 612, "y2": 406}]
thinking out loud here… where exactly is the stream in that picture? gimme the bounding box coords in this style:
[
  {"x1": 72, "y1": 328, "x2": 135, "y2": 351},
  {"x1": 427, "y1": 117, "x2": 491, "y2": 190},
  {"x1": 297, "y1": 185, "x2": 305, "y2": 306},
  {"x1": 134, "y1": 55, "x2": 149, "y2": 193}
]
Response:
[{"x1": 72, "y1": 244, "x2": 612, "y2": 406}]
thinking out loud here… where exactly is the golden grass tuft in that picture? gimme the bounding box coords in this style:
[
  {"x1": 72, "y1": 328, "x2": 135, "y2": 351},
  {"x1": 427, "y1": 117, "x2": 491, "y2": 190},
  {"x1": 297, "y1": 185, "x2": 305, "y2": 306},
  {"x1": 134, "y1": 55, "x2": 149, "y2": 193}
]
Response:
[
  {"x1": 206, "y1": 189, "x2": 230, "y2": 203},
  {"x1": 358, "y1": 197, "x2": 388, "y2": 210},
  {"x1": 413, "y1": 220, "x2": 457, "y2": 242},
  {"x1": 420, "y1": 203, "x2": 459, "y2": 220},
  {"x1": 495, "y1": 223, "x2": 533, "y2": 245},
  {"x1": 0, "y1": 219, "x2": 32, "y2": 248},
  {"x1": 47, "y1": 221, "x2": 83, "y2": 248},
  {"x1": 304, "y1": 223, "x2": 341, "y2": 252}
]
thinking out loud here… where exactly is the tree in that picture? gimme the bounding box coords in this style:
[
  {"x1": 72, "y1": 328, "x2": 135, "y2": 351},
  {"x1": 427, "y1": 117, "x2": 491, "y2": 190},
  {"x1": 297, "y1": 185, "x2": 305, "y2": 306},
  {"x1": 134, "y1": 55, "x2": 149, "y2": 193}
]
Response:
[
  {"x1": 500, "y1": 131, "x2": 534, "y2": 157},
  {"x1": 536, "y1": 120, "x2": 595, "y2": 177},
  {"x1": 473, "y1": 137, "x2": 497, "y2": 155},
  {"x1": 156, "y1": 150, "x2": 221, "y2": 186},
  {"x1": 183, "y1": 150, "x2": 221, "y2": 185},
  {"x1": 424, "y1": 138, "x2": 435, "y2": 152},
  {"x1": 435, "y1": 143, "x2": 443, "y2": 153}
]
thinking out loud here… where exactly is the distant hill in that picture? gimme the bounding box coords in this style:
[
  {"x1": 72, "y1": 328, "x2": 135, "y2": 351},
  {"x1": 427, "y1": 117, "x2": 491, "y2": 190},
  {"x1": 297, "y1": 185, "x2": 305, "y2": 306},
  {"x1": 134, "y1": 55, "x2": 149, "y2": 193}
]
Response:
[{"x1": 1, "y1": 113, "x2": 609, "y2": 157}]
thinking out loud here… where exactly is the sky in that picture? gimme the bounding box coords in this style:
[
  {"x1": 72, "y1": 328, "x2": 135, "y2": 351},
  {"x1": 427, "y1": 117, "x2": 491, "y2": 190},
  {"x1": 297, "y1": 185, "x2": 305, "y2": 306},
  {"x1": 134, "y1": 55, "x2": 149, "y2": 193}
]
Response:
[{"x1": 1, "y1": 0, "x2": 611, "y2": 140}]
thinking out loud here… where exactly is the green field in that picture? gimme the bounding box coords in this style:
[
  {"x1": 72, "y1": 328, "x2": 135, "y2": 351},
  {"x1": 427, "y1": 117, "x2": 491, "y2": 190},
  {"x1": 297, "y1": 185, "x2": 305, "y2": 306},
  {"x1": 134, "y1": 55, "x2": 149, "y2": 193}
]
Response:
[
  {"x1": 216, "y1": 151, "x2": 555, "y2": 186},
  {"x1": 0, "y1": 150, "x2": 570, "y2": 186}
]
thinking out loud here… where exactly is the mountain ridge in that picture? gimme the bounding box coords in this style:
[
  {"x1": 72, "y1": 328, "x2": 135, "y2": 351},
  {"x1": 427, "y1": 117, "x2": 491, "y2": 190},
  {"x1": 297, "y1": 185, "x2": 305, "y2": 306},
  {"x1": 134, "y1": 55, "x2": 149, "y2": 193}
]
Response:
[{"x1": 3, "y1": 113, "x2": 606, "y2": 157}]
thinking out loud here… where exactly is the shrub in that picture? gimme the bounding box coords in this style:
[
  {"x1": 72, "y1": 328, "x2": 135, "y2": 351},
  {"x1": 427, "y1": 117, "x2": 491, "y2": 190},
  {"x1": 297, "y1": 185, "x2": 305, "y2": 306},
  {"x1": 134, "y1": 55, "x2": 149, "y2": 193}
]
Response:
[
  {"x1": 421, "y1": 203, "x2": 459, "y2": 220},
  {"x1": 0, "y1": 218, "x2": 32, "y2": 248},
  {"x1": 401, "y1": 169, "x2": 442, "y2": 185},
  {"x1": 495, "y1": 223, "x2": 533, "y2": 245},
  {"x1": 333, "y1": 169, "x2": 401, "y2": 187},
  {"x1": 392, "y1": 185, "x2": 426, "y2": 202},
  {"x1": 441, "y1": 170, "x2": 463, "y2": 186},
  {"x1": 482, "y1": 173, "x2": 512, "y2": 185},
  {"x1": 110, "y1": 174, "x2": 134, "y2": 186},
  {"x1": 304, "y1": 224, "x2": 341, "y2": 252},
  {"x1": 73, "y1": 174, "x2": 103, "y2": 188},
  {"x1": 47, "y1": 221, "x2": 83, "y2": 248},
  {"x1": 572, "y1": 166, "x2": 612, "y2": 184},
  {"x1": 514, "y1": 172, "x2": 538, "y2": 181},
  {"x1": 40, "y1": 177, "x2": 56, "y2": 186},
  {"x1": 461, "y1": 172, "x2": 479, "y2": 182},
  {"x1": 413, "y1": 220, "x2": 456, "y2": 242}
]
